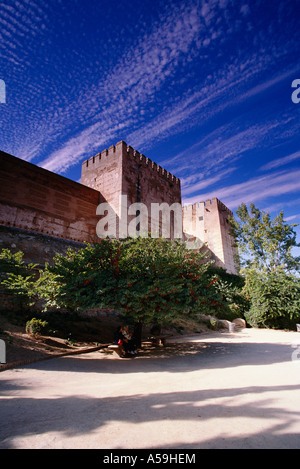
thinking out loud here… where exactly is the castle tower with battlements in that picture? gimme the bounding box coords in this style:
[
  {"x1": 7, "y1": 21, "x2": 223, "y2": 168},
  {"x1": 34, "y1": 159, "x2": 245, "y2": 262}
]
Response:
[
  {"x1": 81, "y1": 140, "x2": 182, "y2": 239},
  {"x1": 182, "y1": 198, "x2": 239, "y2": 274}
]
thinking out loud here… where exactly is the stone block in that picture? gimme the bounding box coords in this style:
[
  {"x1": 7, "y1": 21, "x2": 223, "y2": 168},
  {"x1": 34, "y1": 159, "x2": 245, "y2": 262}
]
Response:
[{"x1": 232, "y1": 318, "x2": 246, "y2": 329}]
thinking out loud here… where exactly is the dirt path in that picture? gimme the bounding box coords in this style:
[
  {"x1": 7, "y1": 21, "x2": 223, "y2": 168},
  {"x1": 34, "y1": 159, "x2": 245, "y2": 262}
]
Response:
[{"x1": 1, "y1": 328, "x2": 300, "y2": 449}]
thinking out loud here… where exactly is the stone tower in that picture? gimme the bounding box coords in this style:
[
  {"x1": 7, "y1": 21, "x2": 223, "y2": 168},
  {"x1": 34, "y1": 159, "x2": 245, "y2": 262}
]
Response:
[
  {"x1": 182, "y1": 198, "x2": 239, "y2": 274},
  {"x1": 81, "y1": 140, "x2": 182, "y2": 238}
]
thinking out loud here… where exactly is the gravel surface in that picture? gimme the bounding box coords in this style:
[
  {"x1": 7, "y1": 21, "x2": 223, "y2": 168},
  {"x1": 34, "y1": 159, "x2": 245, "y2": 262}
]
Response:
[{"x1": 1, "y1": 328, "x2": 300, "y2": 449}]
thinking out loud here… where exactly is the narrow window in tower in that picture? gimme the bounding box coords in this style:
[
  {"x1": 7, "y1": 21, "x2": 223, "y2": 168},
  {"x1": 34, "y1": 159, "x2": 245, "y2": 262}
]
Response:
[{"x1": 137, "y1": 175, "x2": 141, "y2": 203}]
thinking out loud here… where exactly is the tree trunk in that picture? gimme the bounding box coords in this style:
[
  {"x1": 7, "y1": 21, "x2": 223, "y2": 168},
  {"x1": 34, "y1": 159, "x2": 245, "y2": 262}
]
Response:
[{"x1": 133, "y1": 320, "x2": 143, "y2": 349}]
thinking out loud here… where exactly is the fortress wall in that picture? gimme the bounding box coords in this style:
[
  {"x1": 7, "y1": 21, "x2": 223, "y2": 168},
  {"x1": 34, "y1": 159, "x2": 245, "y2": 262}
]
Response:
[
  {"x1": 216, "y1": 199, "x2": 239, "y2": 274},
  {"x1": 123, "y1": 143, "x2": 181, "y2": 235},
  {"x1": 0, "y1": 225, "x2": 85, "y2": 266},
  {"x1": 202, "y1": 199, "x2": 224, "y2": 265},
  {"x1": 0, "y1": 143, "x2": 238, "y2": 276},
  {"x1": 81, "y1": 140, "x2": 181, "y2": 207},
  {"x1": 182, "y1": 202, "x2": 205, "y2": 240},
  {"x1": 203, "y1": 198, "x2": 238, "y2": 274},
  {"x1": 124, "y1": 144, "x2": 181, "y2": 205},
  {"x1": 0, "y1": 151, "x2": 102, "y2": 244}
]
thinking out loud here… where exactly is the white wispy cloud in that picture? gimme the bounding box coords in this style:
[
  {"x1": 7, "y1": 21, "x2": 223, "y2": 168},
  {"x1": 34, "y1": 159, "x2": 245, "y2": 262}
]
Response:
[
  {"x1": 232, "y1": 67, "x2": 300, "y2": 103},
  {"x1": 183, "y1": 169, "x2": 300, "y2": 209},
  {"x1": 38, "y1": 2, "x2": 204, "y2": 172},
  {"x1": 1, "y1": 0, "x2": 299, "y2": 181},
  {"x1": 285, "y1": 214, "x2": 300, "y2": 222},
  {"x1": 37, "y1": 0, "x2": 296, "y2": 173},
  {"x1": 162, "y1": 112, "x2": 296, "y2": 186},
  {"x1": 181, "y1": 167, "x2": 236, "y2": 196},
  {"x1": 127, "y1": 60, "x2": 299, "y2": 160},
  {"x1": 260, "y1": 150, "x2": 300, "y2": 171},
  {"x1": 263, "y1": 198, "x2": 300, "y2": 214}
]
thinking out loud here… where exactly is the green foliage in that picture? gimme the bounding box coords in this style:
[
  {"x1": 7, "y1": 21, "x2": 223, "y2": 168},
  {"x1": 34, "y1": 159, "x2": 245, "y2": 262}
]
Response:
[
  {"x1": 214, "y1": 278, "x2": 249, "y2": 321},
  {"x1": 229, "y1": 203, "x2": 300, "y2": 273},
  {"x1": 207, "y1": 266, "x2": 245, "y2": 289},
  {"x1": 41, "y1": 237, "x2": 231, "y2": 325},
  {"x1": 26, "y1": 317, "x2": 48, "y2": 336},
  {"x1": 230, "y1": 203, "x2": 300, "y2": 329},
  {"x1": 0, "y1": 248, "x2": 53, "y2": 310},
  {"x1": 0, "y1": 249, "x2": 27, "y2": 275},
  {"x1": 0, "y1": 240, "x2": 252, "y2": 331},
  {"x1": 243, "y1": 268, "x2": 300, "y2": 329},
  {"x1": 203, "y1": 266, "x2": 249, "y2": 321},
  {"x1": 0, "y1": 249, "x2": 37, "y2": 308}
]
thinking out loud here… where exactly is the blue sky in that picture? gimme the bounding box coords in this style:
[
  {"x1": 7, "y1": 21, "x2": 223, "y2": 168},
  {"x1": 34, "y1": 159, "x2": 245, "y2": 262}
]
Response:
[{"x1": 1, "y1": 0, "x2": 300, "y2": 247}]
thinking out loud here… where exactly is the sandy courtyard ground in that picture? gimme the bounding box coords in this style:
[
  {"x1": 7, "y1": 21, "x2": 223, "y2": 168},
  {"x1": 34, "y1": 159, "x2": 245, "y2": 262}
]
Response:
[{"x1": 1, "y1": 327, "x2": 300, "y2": 449}]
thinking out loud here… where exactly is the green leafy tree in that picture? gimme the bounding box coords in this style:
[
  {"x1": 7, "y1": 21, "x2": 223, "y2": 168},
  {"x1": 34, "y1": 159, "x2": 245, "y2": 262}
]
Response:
[
  {"x1": 230, "y1": 203, "x2": 300, "y2": 329},
  {"x1": 243, "y1": 267, "x2": 300, "y2": 329},
  {"x1": 205, "y1": 266, "x2": 250, "y2": 320},
  {"x1": 0, "y1": 249, "x2": 36, "y2": 310},
  {"x1": 230, "y1": 203, "x2": 300, "y2": 273},
  {"x1": 0, "y1": 248, "x2": 51, "y2": 310},
  {"x1": 41, "y1": 237, "x2": 230, "y2": 344}
]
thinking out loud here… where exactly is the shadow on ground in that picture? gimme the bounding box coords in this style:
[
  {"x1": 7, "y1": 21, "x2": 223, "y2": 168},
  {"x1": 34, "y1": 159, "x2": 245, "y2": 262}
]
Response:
[
  {"x1": 1, "y1": 332, "x2": 299, "y2": 449},
  {"x1": 0, "y1": 382, "x2": 299, "y2": 449},
  {"x1": 8, "y1": 335, "x2": 293, "y2": 374}
]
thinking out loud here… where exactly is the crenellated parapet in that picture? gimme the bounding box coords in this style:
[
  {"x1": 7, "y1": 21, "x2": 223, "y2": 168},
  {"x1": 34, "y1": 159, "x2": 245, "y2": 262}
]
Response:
[
  {"x1": 125, "y1": 143, "x2": 180, "y2": 185},
  {"x1": 81, "y1": 142, "x2": 118, "y2": 168},
  {"x1": 184, "y1": 198, "x2": 233, "y2": 215},
  {"x1": 81, "y1": 140, "x2": 180, "y2": 185},
  {"x1": 183, "y1": 201, "x2": 204, "y2": 212},
  {"x1": 215, "y1": 198, "x2": 233, "y2": 215}
]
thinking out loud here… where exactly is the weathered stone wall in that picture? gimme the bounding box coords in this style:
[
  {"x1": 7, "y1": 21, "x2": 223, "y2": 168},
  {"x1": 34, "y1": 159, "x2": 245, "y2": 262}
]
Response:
[
  {"x1": 0, "y1": 225, "x2": 86, "y2": 266},
  {"x1": 0, "y1": 151, "x2": 102, "y2": 243},
  {"x1": 215, "y1": 198, "x2": 239, "y2": 275},
  {"x1": 123, "y1": 143, "x2": 181, "y2": 236}
]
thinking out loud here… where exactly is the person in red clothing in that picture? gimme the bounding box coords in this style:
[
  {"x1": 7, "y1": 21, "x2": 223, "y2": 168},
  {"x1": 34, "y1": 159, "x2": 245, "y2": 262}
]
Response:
[{"x1": 114, "y1": 325, "x2": 137, "y2": 355}]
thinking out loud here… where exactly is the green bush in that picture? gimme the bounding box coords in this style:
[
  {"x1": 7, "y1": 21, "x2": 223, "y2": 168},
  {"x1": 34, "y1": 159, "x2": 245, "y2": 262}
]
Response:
[
  {"x1": 26, "y1": 318, "x2": 48, "y2": 336},
  {"x1": 243, "y1": 269, "x2": 300, "y2": 329}
]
